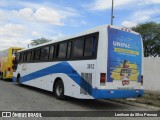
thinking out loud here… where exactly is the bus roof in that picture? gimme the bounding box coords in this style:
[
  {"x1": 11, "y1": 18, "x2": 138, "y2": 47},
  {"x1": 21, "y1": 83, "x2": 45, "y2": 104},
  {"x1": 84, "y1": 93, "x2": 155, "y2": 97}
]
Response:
[
  {"x1": 0, "y1": 47, "x2": 23, "y2": 52},
  {"x1": 19, "y1": 24, "x2": 140, "y2": 52}
]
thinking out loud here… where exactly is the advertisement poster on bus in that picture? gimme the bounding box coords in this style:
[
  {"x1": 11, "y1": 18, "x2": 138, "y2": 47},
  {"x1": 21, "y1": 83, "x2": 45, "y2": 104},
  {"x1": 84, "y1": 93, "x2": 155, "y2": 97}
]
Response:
[{"x1": 107, "y1": 28, "x2": 142, "y2": 84}]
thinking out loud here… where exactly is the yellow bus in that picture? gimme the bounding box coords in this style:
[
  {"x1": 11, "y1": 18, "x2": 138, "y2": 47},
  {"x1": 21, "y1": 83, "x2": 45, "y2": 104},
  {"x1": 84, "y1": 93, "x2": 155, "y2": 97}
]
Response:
[{"x1": 0, "y1": 47, "x2": 23, "y2": 80}]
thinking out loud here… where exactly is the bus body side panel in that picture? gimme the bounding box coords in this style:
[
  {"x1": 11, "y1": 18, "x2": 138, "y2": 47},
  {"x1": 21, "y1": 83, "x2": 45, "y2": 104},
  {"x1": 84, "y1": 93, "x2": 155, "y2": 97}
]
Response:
[
  {"x1": 5, "y1": 48, "x2": 13, "y2": 79},
  {"x1": 0, "y1": 48, "x2": 10, "y2": 79},
  {"x1": 95, "y1": 27, "x2": 108, "y2": 89},
  {"x1": 13, "y1": 60, "x2": 97, "y2": 99}
]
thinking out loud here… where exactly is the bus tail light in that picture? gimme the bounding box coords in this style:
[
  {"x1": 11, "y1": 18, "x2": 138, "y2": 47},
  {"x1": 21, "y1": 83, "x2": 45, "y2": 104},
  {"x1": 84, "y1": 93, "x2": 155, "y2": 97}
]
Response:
[
  {"x1": 100, "y1": 73, "x2": 106, "y2": 84},
  {"x1": 8, "y1": 67, "x2": 11, "y2": 71},
  {"x1": 141, "y1": 75, "x2": 143, "y2": 86}
]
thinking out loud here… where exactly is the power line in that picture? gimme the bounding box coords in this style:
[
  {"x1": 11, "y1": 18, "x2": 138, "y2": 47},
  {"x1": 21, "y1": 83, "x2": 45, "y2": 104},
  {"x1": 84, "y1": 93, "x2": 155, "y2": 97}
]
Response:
[{"x1": 16, "y1": 41, "x2": 27, "y2": 48}]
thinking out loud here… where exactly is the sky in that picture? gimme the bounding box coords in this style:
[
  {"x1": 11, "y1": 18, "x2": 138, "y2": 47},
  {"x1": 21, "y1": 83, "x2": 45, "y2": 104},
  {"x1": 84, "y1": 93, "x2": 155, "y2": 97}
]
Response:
[{"x1": 0, "y1": 0, "x2": 160, "y2": 50}]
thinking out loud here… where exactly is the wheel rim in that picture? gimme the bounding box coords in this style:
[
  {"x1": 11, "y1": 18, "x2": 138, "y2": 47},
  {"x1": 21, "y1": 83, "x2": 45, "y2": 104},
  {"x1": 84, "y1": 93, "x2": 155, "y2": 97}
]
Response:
[{"x1": 56, "y1": 84, "x2": 63, "y2": 96}]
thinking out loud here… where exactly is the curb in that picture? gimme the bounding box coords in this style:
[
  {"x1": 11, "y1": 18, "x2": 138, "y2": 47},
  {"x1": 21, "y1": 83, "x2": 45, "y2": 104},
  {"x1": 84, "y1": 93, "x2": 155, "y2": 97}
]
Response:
[{"x1": 110, "y1": 99, "x2": 160, "y2": 111}]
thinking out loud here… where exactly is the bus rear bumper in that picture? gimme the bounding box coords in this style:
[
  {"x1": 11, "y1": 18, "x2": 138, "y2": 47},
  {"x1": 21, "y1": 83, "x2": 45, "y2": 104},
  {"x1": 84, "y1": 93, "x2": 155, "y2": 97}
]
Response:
[{"x1": 92, "y1": 89, "x2": 144, "y2": 99}]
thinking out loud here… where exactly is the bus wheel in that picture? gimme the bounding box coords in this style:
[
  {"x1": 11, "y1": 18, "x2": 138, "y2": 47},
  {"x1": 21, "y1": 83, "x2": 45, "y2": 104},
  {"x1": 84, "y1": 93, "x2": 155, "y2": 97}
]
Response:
[
  {"x1": 17, "y1": 75, "x2": 22, "y2": 85},
  {"x1": 54, "y1": 80, "x2": 65, "y2": 100}
]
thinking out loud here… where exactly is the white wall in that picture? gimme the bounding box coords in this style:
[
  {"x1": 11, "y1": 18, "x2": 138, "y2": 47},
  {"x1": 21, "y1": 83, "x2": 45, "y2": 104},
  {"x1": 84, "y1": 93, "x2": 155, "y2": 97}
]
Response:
[{"x1": 143, "y1": 57, "x2": 160, "y2": 91}]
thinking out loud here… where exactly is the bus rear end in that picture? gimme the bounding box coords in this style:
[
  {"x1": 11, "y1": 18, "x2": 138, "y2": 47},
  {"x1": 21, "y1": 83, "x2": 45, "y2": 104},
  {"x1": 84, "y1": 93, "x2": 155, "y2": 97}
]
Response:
[
  {"x1": 1, "y1": 47, "x2": 23, "y2": 79},
  {"x1": 94, "y1": 26, "x2": 143, "y2": 99}
]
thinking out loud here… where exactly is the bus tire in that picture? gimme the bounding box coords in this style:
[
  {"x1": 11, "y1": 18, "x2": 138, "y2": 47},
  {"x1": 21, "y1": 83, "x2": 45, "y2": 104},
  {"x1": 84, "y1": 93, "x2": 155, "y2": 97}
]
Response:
[
  {"x1": 54, "y1": 80, "x2": 65, "y2": 100},
  {"x1": 17, "y1": 74, "x2": 22, "y2": 85}
]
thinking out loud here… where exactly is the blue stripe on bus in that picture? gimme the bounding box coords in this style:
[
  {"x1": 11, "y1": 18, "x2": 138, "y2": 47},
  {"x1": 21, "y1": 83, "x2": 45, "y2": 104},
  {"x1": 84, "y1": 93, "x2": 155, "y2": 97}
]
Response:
[
  {"x1": 13, "y1": 62, "x2": 93, "y2": 95},
  {"x1": 12, "y1": 62, "x2": 144, "y2": 99},
  {"x1": 92, "y1": 89, "x2": 144, "y2": 99}
]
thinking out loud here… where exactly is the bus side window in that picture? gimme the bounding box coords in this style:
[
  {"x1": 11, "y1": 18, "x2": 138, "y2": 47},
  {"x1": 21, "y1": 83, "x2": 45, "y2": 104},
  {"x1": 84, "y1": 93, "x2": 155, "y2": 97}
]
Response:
[
  {"x1": 21, "y1": 52, "x2": 24, "y2": 62},
  {"x1": 35, "y1": 48, "x2": 41, "y2": 61},
  {"x1": 40, "y1": 46, "x2": 49, "y2": 60},
  {"x1": 84, "y1": 36, "x2": 96, "y2": 57},
  {"x1": 19, "y1": 52, "x2": 23, "y2": 62},
  {"x1": 30, "y1": 50, "x2": 35, "y2": 61},
  {"x1": 49, "y1": 45, "x2": 55, "y2": 60},
  {"x1": 67, "y1": 42, "x2": 71, "y2": 58},
  {"x1": 72, "y1": 39, "x2": 84, "y2": 58},
  {"x1": 23, "y1": 52, "x2": 27, "y2": 62},
  {"x1": 44, "y1": 46, "x2": 49, "y2": 60},
  {"x1": 56, "y1": 42, "x2": 67, "y2": 58},
  {"x1": 27, "y1": 51, "x2": 31, "y2": 62},
  {"x1": 16, "y1": 53, "x2": 19, "y2": 62}
]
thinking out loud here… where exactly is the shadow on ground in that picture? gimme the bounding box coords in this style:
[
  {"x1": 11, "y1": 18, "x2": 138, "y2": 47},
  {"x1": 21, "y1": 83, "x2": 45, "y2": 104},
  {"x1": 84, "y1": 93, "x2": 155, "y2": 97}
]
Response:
[{"x1": 13, "y1": 83, "x2": 129, "y2": 110}]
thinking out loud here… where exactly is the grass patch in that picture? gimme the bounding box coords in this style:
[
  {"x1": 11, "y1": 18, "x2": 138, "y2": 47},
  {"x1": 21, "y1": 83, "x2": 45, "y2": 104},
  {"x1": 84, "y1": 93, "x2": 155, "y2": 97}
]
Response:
[{"x1": 128, "y1": 91, "x2": 160, "y2": 108}]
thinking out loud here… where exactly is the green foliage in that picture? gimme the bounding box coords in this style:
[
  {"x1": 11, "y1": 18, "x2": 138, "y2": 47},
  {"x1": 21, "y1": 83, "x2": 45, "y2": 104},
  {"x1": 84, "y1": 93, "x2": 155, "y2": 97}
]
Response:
[
  {"x1": 132, "y1": 22, "x2": 160, "y2": 57},
  {"x1": 30, "y1": 38, "x2": 51, "y2": 46}
]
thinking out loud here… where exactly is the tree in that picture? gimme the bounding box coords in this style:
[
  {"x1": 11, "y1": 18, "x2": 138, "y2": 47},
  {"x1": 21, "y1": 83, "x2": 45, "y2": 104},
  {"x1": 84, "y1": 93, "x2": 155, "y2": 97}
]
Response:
[
  {"x1": 30, "y1": 37, "x2": 51, "y2": 46},
  {"x1": 132, "y1": 22, "x2": 160, "y2": 57}
]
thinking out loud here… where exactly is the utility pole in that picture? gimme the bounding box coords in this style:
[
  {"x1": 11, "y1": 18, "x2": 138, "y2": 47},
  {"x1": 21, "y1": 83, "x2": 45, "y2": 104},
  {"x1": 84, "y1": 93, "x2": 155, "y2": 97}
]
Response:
[{"x1": 111, "y1": 0, "x2": 114, "y2": 25}]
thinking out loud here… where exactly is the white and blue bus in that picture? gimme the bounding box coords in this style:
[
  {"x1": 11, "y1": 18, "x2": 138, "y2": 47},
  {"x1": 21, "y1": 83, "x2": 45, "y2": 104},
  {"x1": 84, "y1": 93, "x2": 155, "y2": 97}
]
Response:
[{"x1": 13, "y1": 25, "x2": 144, "y2": 99}]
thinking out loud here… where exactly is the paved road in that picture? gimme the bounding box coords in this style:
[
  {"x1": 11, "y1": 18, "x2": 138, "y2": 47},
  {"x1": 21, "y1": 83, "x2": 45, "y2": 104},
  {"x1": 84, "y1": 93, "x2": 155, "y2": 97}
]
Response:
[{"x1": 0, "y1": 80, "x2": 159, "y2": 120}]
